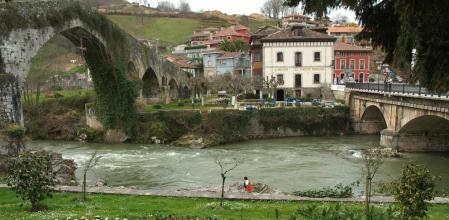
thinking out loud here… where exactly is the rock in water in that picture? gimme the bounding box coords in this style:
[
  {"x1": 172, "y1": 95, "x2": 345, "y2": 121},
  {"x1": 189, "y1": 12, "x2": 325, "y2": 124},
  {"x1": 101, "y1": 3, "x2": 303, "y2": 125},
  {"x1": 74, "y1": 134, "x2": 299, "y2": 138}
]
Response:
[
  {"x1": 49, "y1": 152, "x2": 78, "y2": 186},
  {"x1": 95, "y1": 179, "x2": 107, "y2": 187},
  {"x1": 104, "y1": 129, "x2": 128, "y2": 144}
]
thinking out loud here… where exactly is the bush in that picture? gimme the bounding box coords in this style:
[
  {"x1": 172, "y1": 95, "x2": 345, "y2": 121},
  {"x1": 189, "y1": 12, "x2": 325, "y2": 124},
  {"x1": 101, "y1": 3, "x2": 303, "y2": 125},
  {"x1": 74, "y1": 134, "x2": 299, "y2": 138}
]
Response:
[
  {"x1": 178, "y1": 102, "x2": 185, "y2": 107},
  {"x1": 293, "y1": 182, "x2": 358, "y2": 198},
  {"x1": 290, "y1": 203, "x2": 399, "y2": 220},
  {"x1": 392, "y1": 163, "x2": 438, "y2": 219},
  {"x1": 51, "y1": 85, "x2": 63, "y2": 91},
  {"x1": 153, "y1": 105, "x2": 162, "y2": 109},
  {"x1": 6, "y1": 151, "x2": 55, "y2": 211}
]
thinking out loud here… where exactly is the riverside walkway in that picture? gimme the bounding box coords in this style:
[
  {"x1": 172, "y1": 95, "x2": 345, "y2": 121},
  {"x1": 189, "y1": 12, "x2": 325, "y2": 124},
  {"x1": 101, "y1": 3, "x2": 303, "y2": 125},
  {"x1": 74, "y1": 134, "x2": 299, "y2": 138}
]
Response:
[{"x1": 1, "y1": 184, "x2": 448, "y2": 204}]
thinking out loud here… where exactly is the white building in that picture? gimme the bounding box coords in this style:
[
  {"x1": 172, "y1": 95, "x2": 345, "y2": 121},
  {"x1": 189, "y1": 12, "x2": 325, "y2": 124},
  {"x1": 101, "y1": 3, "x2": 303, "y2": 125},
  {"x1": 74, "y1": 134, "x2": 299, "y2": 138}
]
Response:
[{"x1": 261, "y1": 26, "x2": 336, "y2": 100}]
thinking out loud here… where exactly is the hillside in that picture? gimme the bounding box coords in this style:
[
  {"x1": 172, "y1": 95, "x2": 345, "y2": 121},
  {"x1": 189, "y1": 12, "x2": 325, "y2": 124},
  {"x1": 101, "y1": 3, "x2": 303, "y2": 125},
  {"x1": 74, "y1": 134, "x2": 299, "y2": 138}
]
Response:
[{"x1": 107, "y1": 14, "x2": 277, "y2": 45}]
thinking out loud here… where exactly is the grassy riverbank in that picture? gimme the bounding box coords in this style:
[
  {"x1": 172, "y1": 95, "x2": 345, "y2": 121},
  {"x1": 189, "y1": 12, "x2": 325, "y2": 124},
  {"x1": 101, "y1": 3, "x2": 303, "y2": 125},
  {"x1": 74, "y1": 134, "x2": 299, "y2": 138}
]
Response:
[{"x1": 0, "y1": 189, "x2": 448, "y2": 219}]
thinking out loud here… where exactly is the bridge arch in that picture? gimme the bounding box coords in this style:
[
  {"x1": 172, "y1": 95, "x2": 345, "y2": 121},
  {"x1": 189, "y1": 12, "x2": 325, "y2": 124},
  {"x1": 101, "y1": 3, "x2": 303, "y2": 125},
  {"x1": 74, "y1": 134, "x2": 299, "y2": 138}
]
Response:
[
  {"x1": 359, "y1": 105, "x2": 387, "y2": 134},
  {"x1": 395, "y1": 115, "x2": 449, "y2": 151},
  {"x1": 179, "y1": 85, "x2": 190, "y2": 99},
  {"x1": 168, "y1": 78, "x2": 178, "y2": 99},
  {"x1": 0, "y1": 3, "x2": 141, "y2": 132},
  {"x1": 142, "y1": 67, "x2": 160, "y2": 100}
]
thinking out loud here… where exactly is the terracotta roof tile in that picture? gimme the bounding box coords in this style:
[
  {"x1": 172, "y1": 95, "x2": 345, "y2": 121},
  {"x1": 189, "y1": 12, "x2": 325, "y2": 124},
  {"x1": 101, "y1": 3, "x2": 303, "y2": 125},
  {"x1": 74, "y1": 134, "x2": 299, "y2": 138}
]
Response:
[
  {"x1": 216, "y1": 52, "x2": 242, "y2": 59},
  {"x1": 261, "y1": 27, "x2": 335, "y2": 42},
  {"x1": 334, "y1": 42, "x2": 371, "y2": 52},
  {"x1": 328, "y1": 26, "x2": 363, "y2": 33}
]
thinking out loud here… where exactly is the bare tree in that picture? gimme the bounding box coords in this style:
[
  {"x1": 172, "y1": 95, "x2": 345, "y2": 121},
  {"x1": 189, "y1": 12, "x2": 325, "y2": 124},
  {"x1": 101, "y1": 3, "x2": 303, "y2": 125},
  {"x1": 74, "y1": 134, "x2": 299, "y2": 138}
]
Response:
[
  {"x1": 82, "y1": 151, "x2": 102, "y2": 201},
  {"x1": 261, "y1": 0, "x2": 273, "y2": 18},
  {"x1": 157, "y1": 1, "x2": 176, "y2": 12},
  {"x1": 178, "y1": 0, "x2": 191, "y2": 12},
  {"x1": 216, "y1": 158, "x2": 239, "y2": 207},
  {"x1": 362, "y1": 146, "x2": 384, "y2": 213}
]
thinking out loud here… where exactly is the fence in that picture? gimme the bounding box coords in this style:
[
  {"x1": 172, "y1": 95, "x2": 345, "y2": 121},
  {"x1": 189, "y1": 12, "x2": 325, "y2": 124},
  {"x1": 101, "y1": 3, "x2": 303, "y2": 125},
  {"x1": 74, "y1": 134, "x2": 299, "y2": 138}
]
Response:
[{"x1": 346, "y1": 83, "x2": 449, "y2": 98}]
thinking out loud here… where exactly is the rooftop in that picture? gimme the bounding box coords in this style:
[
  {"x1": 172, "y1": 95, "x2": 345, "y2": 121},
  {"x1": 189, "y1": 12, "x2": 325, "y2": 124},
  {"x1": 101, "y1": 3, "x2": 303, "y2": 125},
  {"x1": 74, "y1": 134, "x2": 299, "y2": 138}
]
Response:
[
  {"x1": 328, "y1": 26, "x2": 363, "y2": 33},
  {"x1": 334, "y1": 42, "x2": 371, "y2": 52},
  {"x1": 165, "y1": 55, "x2": 202, "y2": 69},
  {"x1": 261, "y1": 26, "x2": 336, "y2": 42},
  {"x1": 216, "y1": 52, "x2": 243, "y2": 59}
]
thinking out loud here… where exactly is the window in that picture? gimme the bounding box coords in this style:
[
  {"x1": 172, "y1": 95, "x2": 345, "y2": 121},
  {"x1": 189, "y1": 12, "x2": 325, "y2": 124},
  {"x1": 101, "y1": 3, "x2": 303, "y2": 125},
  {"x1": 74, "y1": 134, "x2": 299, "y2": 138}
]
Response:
[
  {"x1": 277, "y1": 74, "x2": 284, "y2": 85},
  {"x1": 359, "y1": 59, "x2": 365, "y2": 70},
  {"x1": 276, "y1": 52, "x2": 284, "y2": 62},
  {"x1": 314, "y1": 52, "x2": 321, "y2": 62},
  {"x1": 350, "y1": 60, "x2": 355, "y2": 69},
  {"x1": 313, "y1": 74, "x2": 320, "y2": 84},
  {"x1": 254, "y1": 53, "x2": 262, "y2": 62},
  {"x1": 295, "y1": 74, "x2": 302, "y2": 88},
  {"x1": 295, "y1": 52, "x2": 302, "y2": 66},
  {"x1": 340, "y1": 59, "x2": 346, "y2": 69}
]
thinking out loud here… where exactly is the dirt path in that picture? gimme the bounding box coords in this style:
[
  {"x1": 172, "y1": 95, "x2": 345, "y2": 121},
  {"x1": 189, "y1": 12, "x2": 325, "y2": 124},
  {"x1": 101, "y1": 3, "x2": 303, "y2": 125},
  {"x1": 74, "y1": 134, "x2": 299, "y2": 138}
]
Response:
[{"x1": 1, "y1": 184, "x2": 448, "y2": 204}]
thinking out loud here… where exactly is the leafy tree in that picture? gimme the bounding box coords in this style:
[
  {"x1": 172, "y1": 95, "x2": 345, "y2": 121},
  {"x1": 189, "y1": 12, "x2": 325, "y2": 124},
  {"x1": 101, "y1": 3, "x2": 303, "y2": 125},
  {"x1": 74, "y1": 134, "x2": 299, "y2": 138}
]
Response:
[
  {"x1": 6, "y1": 151, "x2": 55, "y2": 211},
  {"x1": 285, "y1": 0, "x2": 449, "y2": 92},
  {"x1": 218, "y1": 39, "x2": 249, "y2": 52},
  {"x1": 392, "y1": 163, "x2": 438, "y2": 219}
]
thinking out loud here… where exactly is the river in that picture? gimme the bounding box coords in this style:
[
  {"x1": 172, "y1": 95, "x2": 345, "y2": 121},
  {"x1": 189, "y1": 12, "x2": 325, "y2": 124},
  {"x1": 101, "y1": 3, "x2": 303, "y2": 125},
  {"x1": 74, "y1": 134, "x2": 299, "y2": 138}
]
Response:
[{"x1": 29, "y1": 135, "x2": 449, "y2": 194}]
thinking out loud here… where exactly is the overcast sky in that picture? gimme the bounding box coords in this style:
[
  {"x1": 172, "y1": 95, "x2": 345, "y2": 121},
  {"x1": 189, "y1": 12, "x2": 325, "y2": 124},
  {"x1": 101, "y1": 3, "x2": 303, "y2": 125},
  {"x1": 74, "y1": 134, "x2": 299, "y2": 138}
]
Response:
[{"x1": 127, "y1": 0, "x2": 357, "y2": 22}]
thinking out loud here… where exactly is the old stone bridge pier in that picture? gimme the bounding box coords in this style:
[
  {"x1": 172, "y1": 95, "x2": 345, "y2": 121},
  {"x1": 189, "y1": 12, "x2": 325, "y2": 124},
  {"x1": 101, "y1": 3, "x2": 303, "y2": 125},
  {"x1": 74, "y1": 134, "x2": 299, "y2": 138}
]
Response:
[
  {"x1": 345, "y1": 85, "x2": 449, "y2": 152},
  {"x1": 0, "y1": 1, "x2": 190, "y2": 128}
]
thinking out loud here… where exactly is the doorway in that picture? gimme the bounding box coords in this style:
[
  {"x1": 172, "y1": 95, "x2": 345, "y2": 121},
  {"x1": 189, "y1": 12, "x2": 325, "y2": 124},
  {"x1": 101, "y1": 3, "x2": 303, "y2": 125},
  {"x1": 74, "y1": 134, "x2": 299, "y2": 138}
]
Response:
[{"x1": 276, "y1": 89, "x2": 285, "y2": 101}]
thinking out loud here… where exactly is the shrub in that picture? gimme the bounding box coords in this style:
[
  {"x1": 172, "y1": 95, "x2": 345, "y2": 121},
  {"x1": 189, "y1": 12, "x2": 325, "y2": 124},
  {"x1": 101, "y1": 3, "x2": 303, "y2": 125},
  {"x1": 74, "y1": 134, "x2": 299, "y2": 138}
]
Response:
[
  {"x1": 51, "y1": 85, "x2": 63, "y2": 91},
  {"x1": 153, "y1": 104, "x2": 162, "y2": 109},
  {"x1": 1, "y1": 124, "x2": 26, "y2": 156},
  {"x1": 6, "y1": 151, "x2": 55, "y2": 211},
  {"x1": 392, "y1": 163, "x2": 438, "y2": 219},
  {"x1": 290, "y1": 203, "x2": 399, "y2": 220},
  {"x1": 178, "y1": 102, "x2": 185, "y2": 107},
  {"x1": 293, "y1": 182, "x2": 359, "y2": 198}
]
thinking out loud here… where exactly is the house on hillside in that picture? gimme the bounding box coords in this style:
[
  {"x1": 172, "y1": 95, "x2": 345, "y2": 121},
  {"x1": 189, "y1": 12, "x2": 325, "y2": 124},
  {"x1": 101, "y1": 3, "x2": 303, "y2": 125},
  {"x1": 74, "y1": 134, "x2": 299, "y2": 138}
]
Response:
[
  {"x1": 165, "y1": 54, "x2": 203, "y2": 77},
  {"x1": 190, "y1": 27, "x2": 219, "y2": 46},
  {"x1": 327, "y1": 25, "x2": 368, "y2": 46},
  {"x1": 261, "y1": 25, "x2": 336, "y2": 100},
  {"x1": 250, "y1": 26, "x2": 280, "y2": 92},
  {"x1": 211, "y1": 25, "x2": 251, "y2": 44},
  {"x1": 203, "y1": 51, "x2": 250, "y2": 79},
  {"x1": 334, "y1": 42, "x2": 371, "y2": 83},
  {"x1": 282, "y1": 14, "x2": 318, "y2": 28}
]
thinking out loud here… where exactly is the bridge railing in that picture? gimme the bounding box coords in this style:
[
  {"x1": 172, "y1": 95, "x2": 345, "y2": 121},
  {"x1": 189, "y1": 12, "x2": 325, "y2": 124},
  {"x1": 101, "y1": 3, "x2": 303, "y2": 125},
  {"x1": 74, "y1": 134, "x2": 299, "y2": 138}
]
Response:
[{"x1": 346, "y1": 83, "x2": 449, "y2": 98}]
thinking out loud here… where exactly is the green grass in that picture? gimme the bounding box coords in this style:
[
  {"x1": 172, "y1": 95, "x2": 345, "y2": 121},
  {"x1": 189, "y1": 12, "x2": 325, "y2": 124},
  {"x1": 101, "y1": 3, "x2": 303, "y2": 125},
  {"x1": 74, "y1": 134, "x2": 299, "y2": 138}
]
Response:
[
  {"x1": 23, "y1": 89, "x2": 95, "y2": 104},
  {"x1": 0, "y1": 189, "x2": 448, "y2": 219},
  {"x1": 107, "y1": 15, "x2": 202, "y2": 44},
  {"x1": 247, "y1": 19, "x2": 279, "y2": 32},
  {"x1": 107, "y1": 15, "x2": 278, "y2": 45}
]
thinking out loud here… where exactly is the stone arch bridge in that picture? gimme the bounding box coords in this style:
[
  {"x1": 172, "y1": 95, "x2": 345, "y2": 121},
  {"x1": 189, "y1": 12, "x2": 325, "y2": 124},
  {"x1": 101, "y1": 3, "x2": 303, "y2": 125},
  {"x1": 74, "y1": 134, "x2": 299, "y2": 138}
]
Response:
[
  {"x1": 0, "y1": 0, "x2": 190, "y2": 127},
  {"x1": 346, "y1": 86, "x2": 449, "y2": 152}
]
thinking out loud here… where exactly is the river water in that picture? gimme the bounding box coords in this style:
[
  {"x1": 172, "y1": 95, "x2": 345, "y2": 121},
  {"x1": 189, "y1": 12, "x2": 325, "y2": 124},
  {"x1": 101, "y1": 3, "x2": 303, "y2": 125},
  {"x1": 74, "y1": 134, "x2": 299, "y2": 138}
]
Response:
[{"x1": 29, "y1": 135, "x2": 449, "y2": 194}]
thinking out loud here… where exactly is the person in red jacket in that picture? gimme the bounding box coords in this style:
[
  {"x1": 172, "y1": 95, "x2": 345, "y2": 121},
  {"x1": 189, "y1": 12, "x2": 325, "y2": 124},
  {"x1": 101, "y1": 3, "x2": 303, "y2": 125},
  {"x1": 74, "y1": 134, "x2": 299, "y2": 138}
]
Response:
[{"x1": 243, "y1": 176, "x2": 254, "y2": 193}]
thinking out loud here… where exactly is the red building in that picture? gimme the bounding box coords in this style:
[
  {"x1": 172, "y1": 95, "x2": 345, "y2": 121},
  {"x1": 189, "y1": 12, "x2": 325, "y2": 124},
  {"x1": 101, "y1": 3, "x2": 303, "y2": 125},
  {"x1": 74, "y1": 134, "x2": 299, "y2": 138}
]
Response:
[
  {"x1": 212, "y1": 25, "x2": 251, "y2": 44},
  {"x1": 334, "y1": 42, "x2": 371, "y2": 83}
]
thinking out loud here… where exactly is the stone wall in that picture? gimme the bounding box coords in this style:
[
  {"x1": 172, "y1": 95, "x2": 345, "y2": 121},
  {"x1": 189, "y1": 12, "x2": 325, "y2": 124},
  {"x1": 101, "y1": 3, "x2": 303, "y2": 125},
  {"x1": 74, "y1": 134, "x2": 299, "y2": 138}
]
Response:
[{"x1": 0, "y1": 74, "x2": 22, "y2": 128}]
